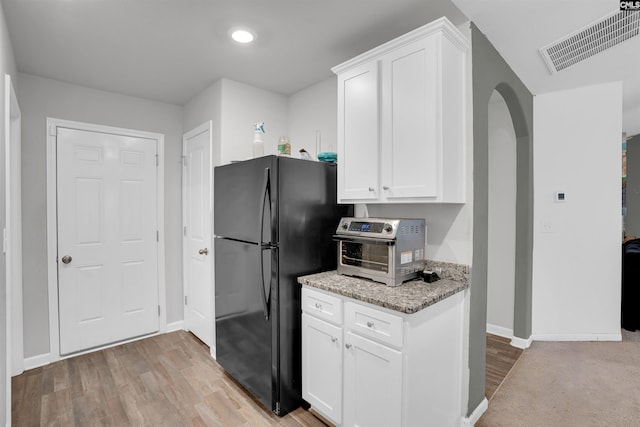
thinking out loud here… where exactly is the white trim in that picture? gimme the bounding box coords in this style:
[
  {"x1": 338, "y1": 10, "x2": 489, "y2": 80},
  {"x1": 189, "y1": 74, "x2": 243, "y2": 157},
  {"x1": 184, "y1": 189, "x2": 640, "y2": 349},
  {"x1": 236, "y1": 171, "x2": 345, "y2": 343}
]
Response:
[
  {"x1": 5, "y1": 74, "x2": 22, "y2": 427},
  {"x1": 332, "y1": 17, "x2": 469, "y2": 75},
  {"x1": 486, "y1": 324, "x2": 534, "y2": 349},
  {"x1": 46, "y1": 118, "x2": 166, "y2": 363},
  {"x1": 181, "y1": 121, "x2": 214, "y2": 347},
  {"x1": 486, "y1": 323, "x2": 513, "y2": 340},
  {"x1": 511, "y1": 335, "x2": 534, "y2": 349},
  {"x1": 462, "y1": 397, "x2": 488, "y2": 426},
  {"x1": 532, "y1": 333, "x2": 621, "y2": 342},
  {"x1": 23, "y1": 327, "x2": 188, "y2": 372},
  {"x1": 7, "y1": 75, "x2": 23, "y2": 377},
  {"x1": 23, "y1": 353, "x2": 51, "y2": 371},
  {"x1": 166, "y1": 320, "x2": 185, "y2": 333}
]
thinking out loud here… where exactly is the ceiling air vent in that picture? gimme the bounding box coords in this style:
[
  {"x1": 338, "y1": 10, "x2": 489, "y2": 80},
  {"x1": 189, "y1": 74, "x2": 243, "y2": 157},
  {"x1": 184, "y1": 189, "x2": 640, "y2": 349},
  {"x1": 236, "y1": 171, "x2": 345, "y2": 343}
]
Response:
[{"x1": 539, "y1": 10, "x2": 640, "y2": 74}]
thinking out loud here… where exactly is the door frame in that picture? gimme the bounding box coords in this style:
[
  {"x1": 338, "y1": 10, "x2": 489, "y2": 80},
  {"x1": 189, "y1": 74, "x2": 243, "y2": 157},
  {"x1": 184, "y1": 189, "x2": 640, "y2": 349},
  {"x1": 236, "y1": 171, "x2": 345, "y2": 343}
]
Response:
[
  {"x1": 5, "y1": 73, "x2": 21, "y2": 426},
  {"x1": 181, "y1": 121, "x2": 214, "y2": 356},
  {"x1": 46, "y1": 117, "x2": 166, "y2": 362}
]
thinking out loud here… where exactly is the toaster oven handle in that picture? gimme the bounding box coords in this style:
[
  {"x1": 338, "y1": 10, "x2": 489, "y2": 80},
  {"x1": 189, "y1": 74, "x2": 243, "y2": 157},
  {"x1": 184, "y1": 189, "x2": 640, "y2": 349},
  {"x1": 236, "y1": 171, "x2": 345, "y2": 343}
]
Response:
[{"x1": 333, "y1": 235, "x2": 395, "y2": 245}]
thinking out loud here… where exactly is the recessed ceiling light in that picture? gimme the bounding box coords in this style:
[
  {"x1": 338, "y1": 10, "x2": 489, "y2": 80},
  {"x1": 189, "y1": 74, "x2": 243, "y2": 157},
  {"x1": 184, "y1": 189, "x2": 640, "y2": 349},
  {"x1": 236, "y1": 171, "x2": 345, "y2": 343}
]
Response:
[{"x1": 230, "y1": 28, "x2": 255, "y2": 44}]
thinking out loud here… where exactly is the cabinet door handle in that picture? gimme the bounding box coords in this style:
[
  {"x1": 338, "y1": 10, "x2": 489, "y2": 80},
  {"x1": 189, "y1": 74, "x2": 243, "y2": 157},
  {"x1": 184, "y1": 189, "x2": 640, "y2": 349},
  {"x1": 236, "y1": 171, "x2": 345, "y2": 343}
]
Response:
[
  {"x1": 345, "y1": 343, "x2": 352, "y2": 349},
  {"x1": 315, "y1": 303, "x2": 322, "y2": 310},
  {"x1": 383, "y1": 186, "x2": 389, "y2": 190},
  {"x1": 331, "y1": 337, "x2": 338, "y2": 343},
  {"x1": 367, "y1": 321, "x2": 374, "y2": 328},
  {"x1": 368, "y1": 187, "x2": 375, "y2": 192}
]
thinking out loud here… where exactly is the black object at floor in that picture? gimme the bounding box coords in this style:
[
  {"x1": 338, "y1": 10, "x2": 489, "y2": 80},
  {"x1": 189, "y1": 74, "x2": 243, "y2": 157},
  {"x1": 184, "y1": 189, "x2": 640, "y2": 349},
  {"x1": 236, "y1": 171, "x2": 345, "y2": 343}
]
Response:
[{"x1": 622, "y1": 239, "x2": 640, "y2": 331}]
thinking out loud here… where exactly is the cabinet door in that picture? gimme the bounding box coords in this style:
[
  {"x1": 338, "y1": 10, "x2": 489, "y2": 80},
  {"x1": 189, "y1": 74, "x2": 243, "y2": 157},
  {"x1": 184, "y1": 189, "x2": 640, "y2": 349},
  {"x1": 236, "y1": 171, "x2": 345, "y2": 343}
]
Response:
[
  {"x1": 343, "y1": 331, "x2": 402, "y2": 427},
  {"x1": 337, "y1": 61, "x2": 380, "y2": 201},
  {"x1": 380, "y1": 36, "x2": 440, "y2": 200},
  {"x1": 302, "y1": 313, "x2": 343, "y2": 425}
]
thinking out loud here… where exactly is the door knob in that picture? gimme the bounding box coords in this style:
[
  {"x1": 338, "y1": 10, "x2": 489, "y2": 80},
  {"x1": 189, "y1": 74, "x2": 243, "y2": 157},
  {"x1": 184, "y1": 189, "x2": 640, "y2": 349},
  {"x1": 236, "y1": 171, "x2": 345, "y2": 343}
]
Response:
[
  {"x1": 198, "y1": 248, "x2": 209, "y2": 255},
  {"x1": 61, "y1": 255, "x2": 72, "y2": 264}
]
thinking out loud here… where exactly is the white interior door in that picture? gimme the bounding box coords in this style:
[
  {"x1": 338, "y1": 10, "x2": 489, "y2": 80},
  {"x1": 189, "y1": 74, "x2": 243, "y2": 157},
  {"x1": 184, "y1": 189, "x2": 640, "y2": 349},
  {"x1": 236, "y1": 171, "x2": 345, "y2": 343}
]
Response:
[
  {"x1": 183, "y1": 122, "x2": 213, "y2": 350},
  {"x1": 56, "y1": 126, "x2": 159, "y2": 355}
]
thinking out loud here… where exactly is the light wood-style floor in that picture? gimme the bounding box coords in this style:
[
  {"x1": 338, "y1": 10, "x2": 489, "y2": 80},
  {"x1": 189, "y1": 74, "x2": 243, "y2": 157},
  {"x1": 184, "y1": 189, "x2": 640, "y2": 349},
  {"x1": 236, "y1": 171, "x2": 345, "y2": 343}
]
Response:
[
  {"x1": 12, "y1": 330, "x2": 522, "y2": 426},
  {"x1": 12, "y1": 331, "x2": 327, "y2": 426},
  {"x1": 485, "y1": 333, "x2": 523, "y2": 400}
]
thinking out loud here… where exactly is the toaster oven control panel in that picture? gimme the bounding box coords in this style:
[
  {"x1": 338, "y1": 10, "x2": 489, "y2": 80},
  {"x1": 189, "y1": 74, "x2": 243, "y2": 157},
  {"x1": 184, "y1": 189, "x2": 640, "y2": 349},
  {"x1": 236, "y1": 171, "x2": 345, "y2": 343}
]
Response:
[
  {"x1": 336, "y1": 218, "x2": 399, "y2": 239},
  {"x1": 348, "y1": 221, "x2": 385, "y2": 233}
]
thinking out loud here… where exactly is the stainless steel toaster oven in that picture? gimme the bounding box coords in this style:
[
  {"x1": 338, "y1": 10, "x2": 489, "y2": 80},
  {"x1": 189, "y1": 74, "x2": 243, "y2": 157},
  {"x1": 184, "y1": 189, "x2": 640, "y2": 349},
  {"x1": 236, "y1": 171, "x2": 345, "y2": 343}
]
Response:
[{"x1": 334, "y1": 217, "x2": 426, "y2": 286}]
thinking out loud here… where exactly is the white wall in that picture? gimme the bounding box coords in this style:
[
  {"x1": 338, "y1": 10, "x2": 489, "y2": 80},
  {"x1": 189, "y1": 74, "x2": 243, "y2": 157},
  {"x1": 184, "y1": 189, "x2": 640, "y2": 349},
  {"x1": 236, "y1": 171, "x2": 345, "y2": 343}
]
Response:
[
  {"x1": 623, "y1": 103, "x2": 640, "y2": 138},
  {"x1": 17, "y1": 73, "x2": 184, "y2": 359},
  {"x1": 220, "y1": 79, "x2": 287, "y2": 164},
  {"x1": 532, "y1": 82, "x2": 622, "y2": 340},
  {"x1": 288, "y1": 77, "x2": 338, "y2": 159},
  {"x1": 486, "y1": 91, "x2": 516, "y2": 337},
  {"x1": 0, "y1": 1, "x2": 17, "y2": 422},
  {"x1": 184, "y1": 78, "x2": 288, "y2": 166},
  {"x1": 183, "y1": 80, "x2": 222, "y2": 165}
]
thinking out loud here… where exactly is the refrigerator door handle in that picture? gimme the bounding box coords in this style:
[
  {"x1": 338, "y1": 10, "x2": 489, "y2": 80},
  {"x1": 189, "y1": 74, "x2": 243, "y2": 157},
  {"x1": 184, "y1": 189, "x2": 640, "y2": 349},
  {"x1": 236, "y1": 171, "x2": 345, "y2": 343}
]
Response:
[
  {"x1": 258, "y1": 167, "x2": 270, "y2": 246},
  {"x1": 258, "y1": 167, "x2": 271, "y2": 321},
  {"x1": 259, "y1": 247, "x2": 273, "y2": 322}
]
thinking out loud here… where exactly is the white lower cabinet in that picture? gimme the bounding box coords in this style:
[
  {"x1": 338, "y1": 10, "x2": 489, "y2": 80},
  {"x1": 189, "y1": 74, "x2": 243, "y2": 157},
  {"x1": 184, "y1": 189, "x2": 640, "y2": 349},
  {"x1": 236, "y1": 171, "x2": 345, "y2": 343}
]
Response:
[
  {"x1": 302, "y1": 312, "x2": 343, "y2": 424},
  {"x1": 302, "y1": 286, "x2": 465, "y2": 427},
  {"x1": 343, "y1": 331, "x2": 402, "y2": 427}
]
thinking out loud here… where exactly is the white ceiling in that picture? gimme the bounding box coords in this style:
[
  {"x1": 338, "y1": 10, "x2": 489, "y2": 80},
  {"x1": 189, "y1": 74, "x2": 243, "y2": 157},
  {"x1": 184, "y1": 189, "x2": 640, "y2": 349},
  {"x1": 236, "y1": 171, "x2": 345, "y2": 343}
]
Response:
[
  {"x1": 1, "y1": 0, "x2": 467, "y2": 102},
  {"x1": 3, "y1": 0, "x2": 639, "y2": 135},
  {"x1": 451, "y1": 0, "x2": 640, "y2": 136}
]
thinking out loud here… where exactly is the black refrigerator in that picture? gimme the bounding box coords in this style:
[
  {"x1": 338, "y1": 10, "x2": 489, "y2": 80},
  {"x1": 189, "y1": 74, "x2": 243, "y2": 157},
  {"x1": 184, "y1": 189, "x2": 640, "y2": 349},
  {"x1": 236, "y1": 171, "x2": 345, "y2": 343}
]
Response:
[{"x1": 214, "y1": 155, "x2": 351, "y2": 416}]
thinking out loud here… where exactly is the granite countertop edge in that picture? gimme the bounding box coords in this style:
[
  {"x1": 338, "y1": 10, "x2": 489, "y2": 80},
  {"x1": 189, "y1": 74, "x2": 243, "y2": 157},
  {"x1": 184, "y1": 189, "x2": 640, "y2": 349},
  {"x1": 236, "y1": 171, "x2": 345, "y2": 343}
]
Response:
[{"x1": 297, "y1": 271, "x2": 468, "y2": 315}]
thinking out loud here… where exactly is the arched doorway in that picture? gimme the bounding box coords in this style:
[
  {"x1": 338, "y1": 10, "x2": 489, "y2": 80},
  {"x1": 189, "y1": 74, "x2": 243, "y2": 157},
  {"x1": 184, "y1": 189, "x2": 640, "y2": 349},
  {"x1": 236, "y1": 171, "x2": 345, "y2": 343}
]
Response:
[
  {"x1": 486, "y1": 90, "x2": 516, "y2": 339},
  {"x1": 467, "y1": 23, "x2": 535, "y2": 420},
  {"x1": 492, "y1": 82, "x2": 533, "y2": 347}
]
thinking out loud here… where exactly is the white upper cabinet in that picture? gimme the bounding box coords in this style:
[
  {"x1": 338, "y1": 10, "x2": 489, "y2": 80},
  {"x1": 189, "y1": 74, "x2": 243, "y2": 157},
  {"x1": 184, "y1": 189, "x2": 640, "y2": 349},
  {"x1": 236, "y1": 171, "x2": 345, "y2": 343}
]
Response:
[
  {"x1": 336, "y1": 61, "x2": 380, "y2": 201},
  {"x1": 333, "y1": 17, "x2": 469, "y2": 204}
]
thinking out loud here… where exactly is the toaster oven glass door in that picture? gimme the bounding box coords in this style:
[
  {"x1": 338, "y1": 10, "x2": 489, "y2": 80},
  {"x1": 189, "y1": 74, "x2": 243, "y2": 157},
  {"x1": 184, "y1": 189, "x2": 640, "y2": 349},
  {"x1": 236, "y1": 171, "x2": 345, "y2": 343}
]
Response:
[{"x1": 340, "y1": 240, "x2": 390, "y2": 272}]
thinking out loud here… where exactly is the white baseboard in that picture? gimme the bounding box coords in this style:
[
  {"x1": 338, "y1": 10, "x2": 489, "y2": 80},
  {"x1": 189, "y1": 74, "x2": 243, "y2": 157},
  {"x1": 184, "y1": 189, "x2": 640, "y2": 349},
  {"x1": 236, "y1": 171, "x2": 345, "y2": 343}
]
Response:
[
  {"x1": 511, "y1": 335, "x2": 533, "y2": 349},
  {"x1": 462, "y1": 397, "x2": 488, "y2": 426},
  {"x1": 532, "y1": 332, "x2": 622, "y2": 342},
  {"x1": 486, "y1": 323, "x2": 513, "y2": 339},
  {"x1": 487, "y1": 323, "x2": 533, "y2": 349},
  {"x1": 166, "y1": 320, "x2": 185, "y2": 332},
  {"x1": 20, "y1": 325, "x2": 188, "y2": 374},
  {"x1": 23, "y1": 352, "x2": 51, "y2": 371}
]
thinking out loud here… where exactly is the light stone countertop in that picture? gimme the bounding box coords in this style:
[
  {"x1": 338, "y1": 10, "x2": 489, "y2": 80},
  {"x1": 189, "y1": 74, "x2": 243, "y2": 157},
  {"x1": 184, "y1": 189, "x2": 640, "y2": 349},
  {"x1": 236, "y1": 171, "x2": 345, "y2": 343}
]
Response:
[{"x1": 297, "y1": 270, "x2": 468, "y2": 314}]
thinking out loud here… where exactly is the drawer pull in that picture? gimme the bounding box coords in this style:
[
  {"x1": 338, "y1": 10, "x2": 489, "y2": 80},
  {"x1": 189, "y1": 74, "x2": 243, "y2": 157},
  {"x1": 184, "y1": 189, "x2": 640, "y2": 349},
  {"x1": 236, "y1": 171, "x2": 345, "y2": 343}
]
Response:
[
  {"x1": 331, "y1": 337, "x2": 338, "y2": 343},
  {"x1": 345, "y1": 343, "x2": 352, "y2": 349},
  {"x1": 366, "y1": 321, "x2": 374, "y2": 328},
  {"x1": 315, "y1": 303, "x2": 322, "y2": 310}
]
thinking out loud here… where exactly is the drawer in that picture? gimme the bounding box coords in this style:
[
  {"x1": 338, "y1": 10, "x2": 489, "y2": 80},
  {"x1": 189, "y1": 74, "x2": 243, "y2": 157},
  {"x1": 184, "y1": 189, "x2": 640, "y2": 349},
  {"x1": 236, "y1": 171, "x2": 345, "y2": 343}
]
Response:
[
  {"x1": 345, "y1": 302, "x2": 403, "y2": 348},
  {"x1": 302, "y1": 287, "x2": 343, "y2": 325}
]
